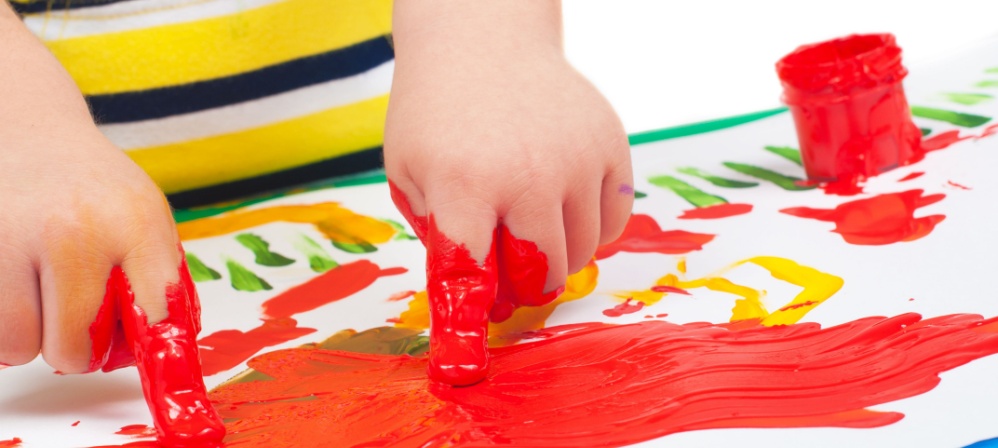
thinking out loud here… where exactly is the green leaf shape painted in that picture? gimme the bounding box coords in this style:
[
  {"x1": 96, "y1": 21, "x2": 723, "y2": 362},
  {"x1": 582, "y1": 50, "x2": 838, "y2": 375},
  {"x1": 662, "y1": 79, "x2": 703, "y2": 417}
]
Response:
[
  {"x1": 225, "y1": 258, "x2": 272, "y2": 292},
  {"x1": 920, "y1": 127, "x2": 932, "y2": 136},
  {"x1": 676, "y1": 167, "x2": 759, "y2": 188},
  {"x1": 977, "y1": 80, "x2": 998, "y2": 87},
  {"x1": 185, "y1": 252, "x2": 221, "y2": 282},
  {"x1": 333, "y1": 240, "x2": 378, "y2": 254},
  {"x1": 648, "y1": 175, "x2": 727, "y2": 207},
  {"x1": 383, "y1": 219, "x2": 418, "y2": 241},
  {"x1": 293, "y1": 234, "x2": 339, "y2": 273},
  {"x1": 939, "y1": 92, "x2": 994, "y2": 106},
  {"x1": 235, "y1": 233, "x2": 295, "y2": 267},
  {"x1": 722, "y1": 162, "x2": 815, "y2": 191},
  {"x1": 634, "y1": 190, "x2": 647, "y2": 199},
  {"x1": 763, "y1": 146, "x2": 803, "y2": 166},
  {"x1": 911, "y1": 106, "x2": 991, "y2": 127}
]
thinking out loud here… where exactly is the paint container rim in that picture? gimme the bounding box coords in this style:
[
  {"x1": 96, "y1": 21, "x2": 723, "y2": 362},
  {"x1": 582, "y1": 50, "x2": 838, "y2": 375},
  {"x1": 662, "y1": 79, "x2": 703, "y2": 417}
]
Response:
[{"x1": 776, "y1": 33, "x2": 907, "y2": 102}]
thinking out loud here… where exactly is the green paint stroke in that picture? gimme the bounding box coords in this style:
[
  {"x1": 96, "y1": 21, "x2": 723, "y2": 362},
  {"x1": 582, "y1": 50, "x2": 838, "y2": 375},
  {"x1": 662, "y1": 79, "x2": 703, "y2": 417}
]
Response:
[
  {"x1": 939, "y1": 92, "x2": 994, "y2": 106},
  {"x1": 676, "y1": 167, "x2": 759, "y2": 188},
  {"x1": 384, "y1": 219, "x2": 418, "y2": 241},
  {"x1": 977, "y1": 80, "x2": 998, "y2": 88},
  {"x1": 648, "y1": 175, "x2": 727, "y2": 208},
  {"x1": 634, "y1": 190, "x2": 647, "y2": 199},
  {"x1": 185, "y1": 252, "x2": 221, "y2": 282},
  {"x1": 722, "y1": 162, "x2": 815, "y2": 191},
  {"x1": 333, "y1": 240, "x2": 378, "y2": 254},
  {"x1": 910, "y1": 106, "x2": 991, "y2": 127},
  {"x1": 225, "y1": 258, "x2": 272, "y2": 292},
  {"x1": 629, "y1": 107, "x2": 788, "y2": 146},
  {"x1": 920, "y1": 127, "x2": 932, "y2": 136},
  {"x1": 294, "y1": 234, "x2": 339, "y2": 273},
  {"x1": 986, "y1": 68, "x2": 998, "y2": 74},
  {"x1": 763, "y1": 146, "x2": 803, "y2": 166},
  {"x1": 235, "y1": 233, "x2": 295, "y2": 267}
]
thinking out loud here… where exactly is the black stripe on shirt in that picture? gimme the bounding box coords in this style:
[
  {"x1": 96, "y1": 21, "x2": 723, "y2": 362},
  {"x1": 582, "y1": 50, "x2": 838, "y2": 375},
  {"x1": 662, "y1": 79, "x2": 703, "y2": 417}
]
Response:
[
  {"x1": 88, "y1": 36, "x2": 395, "y2": 125},
  {"x1": 166, "y1": 146, "x2": 384, "y2": 208},
  {"x1": 11, "y1": 0, "x2": 132, "y2": 14}
]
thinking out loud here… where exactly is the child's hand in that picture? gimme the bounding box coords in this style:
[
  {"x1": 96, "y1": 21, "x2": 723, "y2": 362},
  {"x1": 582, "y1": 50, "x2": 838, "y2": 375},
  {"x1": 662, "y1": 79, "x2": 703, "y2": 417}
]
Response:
[{"x1": 385, "y1": 1, "x2": 633, "y2": 385}]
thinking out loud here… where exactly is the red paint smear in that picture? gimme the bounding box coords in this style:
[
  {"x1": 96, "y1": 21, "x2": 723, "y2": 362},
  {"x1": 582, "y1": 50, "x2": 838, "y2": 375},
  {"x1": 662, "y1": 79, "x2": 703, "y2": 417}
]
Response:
[
  {"x1": 898, "y1": 171, "x2": 924, "y2": 182},
  {"x1": 780, "y1": 190, "x2": 946, "y2": 245},
  {"x1": 595, "y1": 214, "x2": 714, "y2": 260},
  {"x1": 0, "y1": 438, "x2": 21, "y2": 447},
  {"x1": 651, "y1": 285, "x2": 691, "y2": 295},
  {"x1": 210, "y1": 313, "x2": 998, "y2": 447},
  {"x1": 491, "y1": 224, "x2": 562, "y2": 323},
  {"x1": 778, "y1": 300, "x2": 819, "y2": 312},
  {"x1": 603, "y1": 299, "x2": 645, "y2": 317},
  {"x1": 947, "y1": 180, "x2": 972, "y2": 190},
  {"x1": 657, "y1": 313, "x2": 668, "y2": 318},
  {"x1": 678, "y1": 203, "x2": 753, "y2": 220},
  {"x1": 198, "y1": 318, "x2": 316, "y2": 376},
  {"x1": 72, "y1": 421, "x2": 80, "y2": 427},
  {"x1": 387, "y1": 290, "x2": 417, "y2": 302},
  {"x1": 99, "y1": 260, "x2": 225, "y2": 447},
  {"x1": 978, "y1": 123, "x2": 998, "y2": 139},
  {"x1": 922, "y1": 130, "x2": 972, "y2": 152},
  {"x1": 260, "y1": 261, "x2": 406, "y2": 319},
  {"x1": 115, "y1": 424, "x2": 156, "y2": 438}
]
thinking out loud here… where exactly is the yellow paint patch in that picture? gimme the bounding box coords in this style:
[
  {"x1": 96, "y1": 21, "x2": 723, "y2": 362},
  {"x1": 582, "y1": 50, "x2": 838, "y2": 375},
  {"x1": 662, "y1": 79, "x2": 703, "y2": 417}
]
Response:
[
  {"x1": 622, "y1": 256, "x2": 843, "y2": 326},
  {"x1": 176, "y1": 202, "x2": 396, "y2": 246},
  {"x1": 393, "y1": 259, "x2": 600, "y2": 346}
]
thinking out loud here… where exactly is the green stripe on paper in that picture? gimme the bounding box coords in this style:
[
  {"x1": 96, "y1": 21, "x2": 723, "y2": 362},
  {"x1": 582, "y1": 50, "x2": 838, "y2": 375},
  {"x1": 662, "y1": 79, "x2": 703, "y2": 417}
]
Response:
[
  {"x1": 676, "y1": 167, "x2": 759, "y2": 188},
  {"x1": 763, "y1": 146, "x2": 803, "y2": 166},
  {"x1": 910, "y1": 106, "x2": 991, "y2": 128},
  {"x1": 648, "y1": 175, "x2": 728, "y2": 207},
  {"x1": 722, "y1": 162, "x2": 814, "y2": 191}
]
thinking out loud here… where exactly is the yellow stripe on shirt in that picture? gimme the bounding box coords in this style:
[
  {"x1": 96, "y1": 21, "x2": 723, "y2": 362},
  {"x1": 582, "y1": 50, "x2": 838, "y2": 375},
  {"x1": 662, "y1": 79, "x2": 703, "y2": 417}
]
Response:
[
  {"x1": 127, "y1": 94, "x2": 389, "y2": 194},
  {"x1": 46, "y1": 0, "x2": 392, "y2": 95}
]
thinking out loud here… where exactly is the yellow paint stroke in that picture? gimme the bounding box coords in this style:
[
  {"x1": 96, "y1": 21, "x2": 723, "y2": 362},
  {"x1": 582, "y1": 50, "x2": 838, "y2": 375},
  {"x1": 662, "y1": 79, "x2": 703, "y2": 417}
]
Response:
[
  {"x1": 176, "y1": 202, "x2": 396, "y2": 246},
  {"x1": 622, "y1": 256, "x2": 843, "y2": 326},
  {"x1": 394, "y1": 259, "x2": 600, "y2": 347}
]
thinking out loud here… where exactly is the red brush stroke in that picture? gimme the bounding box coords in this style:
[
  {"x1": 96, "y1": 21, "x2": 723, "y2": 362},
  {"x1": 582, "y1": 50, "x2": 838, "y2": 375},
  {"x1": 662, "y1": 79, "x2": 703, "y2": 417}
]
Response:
[
  {"x1": 595, "y1": 214, "x2": 714, "y2": 260},
  {"x1": 0, "y1": 438, "x2": 21, "y2": 447},
  {"x1": 898, "y1": 171, "x2": 924, "y2": 182},
  {"x1": 678, "y1": 203, "x2": 753, "y2": 220},
  {"x1": 209, "y1": 313, "x2": 998, "y2": 447},
  {"x1": 602, "y1": 299, "x2": 645, "y2": 317},
  {"x1": 198, "y1": 318, "x2": 316, "y2": 376},
  {"x1": 946, "y1": 180, "x2": 972, "y2": 190},
  {"x1": 651, "y1": 285, "x2": 691, "y2": 295},
  {"x1": 922, "y1": 130, "x2": 972, "y2": 152},
  {"x1": 261, "y1": 261, "x2": 407, "y2": 319},
  {"x1": 780, "y1": 190, "x2": 945, "y2": 245},
  {"x1": 72, "y1": 421, "x2": 80, "y2": 427},
  {"x1": 387, "y1": 290, "x2": 417, "y2": 302},
  {"x1": 114, "y1": 425, "x2": 156, "y2": 438}
]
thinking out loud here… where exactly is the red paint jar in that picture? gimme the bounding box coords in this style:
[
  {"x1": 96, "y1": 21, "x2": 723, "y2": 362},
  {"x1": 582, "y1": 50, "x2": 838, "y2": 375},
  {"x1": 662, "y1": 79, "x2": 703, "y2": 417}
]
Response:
[{"x1": 776, "y1": 34, "x2": 922, "y2": 182}]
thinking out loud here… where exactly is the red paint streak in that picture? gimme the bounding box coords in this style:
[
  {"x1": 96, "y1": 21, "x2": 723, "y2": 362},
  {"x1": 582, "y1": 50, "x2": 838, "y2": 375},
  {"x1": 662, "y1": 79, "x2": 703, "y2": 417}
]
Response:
[
  {"x1": 778, "y1": 300, "x2": 819, "y2": 312},
  {"x1": 387, "y1": 290, "x2": 417, "y2": 302},
  {"x1": 198, "y1": 318, "x2": 316, "y2": 376},
  {"x1": 644, "y1": 315, "x2": 653, "y2": 319},
  {"x1": 678, "y1": 203, "x2": 753, "y2": 219},
  {"x1": 385, "y1": 317, "x2": 402, "y2": 324},
  {"x1": 909, "y1": 298, "x2": 916, "y2": 302},
  {"x1": 978, "y1": 123, "x2": 998, "y2": 139},
  {"x1": 651, "y1": 285, "x2": 691, "y2": 295},
  {"x1": 595, "y1": 214, "x2": 714, "y2": 260},
  {"x1": 946, "y1": 180, "x2": 972, "y2": 190},
  {"x1": 0, "y1": 438, "x2": 21, "y2": 447},
  {"x1": 210, "y1": 313, "x2": 998, "y2": 447},
  {"x1": 260, "y1": 261, "x2": 406, "y2": 319},
  {"x1": 115, "y1": 424, "x2": 156, "y2": 438},
  {"x1": 657, "y1": 313, "x2": 668, "y2": 318},
  {"x1": 603, "y1": 299, "x2": 645, "y2": 317},
  {"x1": 100, "y1": 259, "x2": 225, "y2": 446},
  {"x1": 922, "y1": 130, "x2": 971, "y2": 152},
  {"x1": 72, "y1": 421, "x2": 80, "y2": 427},
  {"x1": 898, "y1": 171, "x2": 924, "y2": 182},
  {"x1": 780, "y1": 190, "x2": 946, "y2": 245}
]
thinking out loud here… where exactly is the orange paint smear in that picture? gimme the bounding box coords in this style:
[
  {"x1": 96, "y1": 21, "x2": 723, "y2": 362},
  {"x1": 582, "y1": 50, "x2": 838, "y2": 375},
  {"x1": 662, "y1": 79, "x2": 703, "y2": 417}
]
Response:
[
  {"x1": 780, "y1": 189, "x2": 945, "y2": 245},
  {"x1": 261, "y1": 260, "x2": 406, "y2": 319},
  {"x1": 0, "y1": 438, "x2": 21, "y2": 447},
  {"x1": 210, "y1": 313, "x2": 998, "y2": 447},
  {"x1": 595, "y1": 214, "x2": 714, "y2": 260},
  {"x1": 678, "y1": 203, "x2": 753, "y2": 220},
  {"x1": 198, "y1": 318, "x2": 317, "y2": 376},
  {"x1": 898, "y1": 171, "x2": 924, "y2": 182},
  {"x1": 602, "y1": 299, "x2": 645, "y2": 317}
]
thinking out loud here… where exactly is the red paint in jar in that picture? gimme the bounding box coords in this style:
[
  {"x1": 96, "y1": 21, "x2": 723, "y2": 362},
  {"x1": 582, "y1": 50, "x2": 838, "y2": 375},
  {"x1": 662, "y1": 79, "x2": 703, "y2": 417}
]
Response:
[{"x1": 776, "y1": 34, "x2": 923, "y2": 185}]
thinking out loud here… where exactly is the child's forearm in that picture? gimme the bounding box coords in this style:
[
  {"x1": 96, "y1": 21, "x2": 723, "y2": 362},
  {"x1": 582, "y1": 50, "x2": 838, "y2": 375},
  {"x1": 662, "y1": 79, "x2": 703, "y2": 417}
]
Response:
[{"x1": 0, "y1": 3, "x2": 99, "y2": 147}]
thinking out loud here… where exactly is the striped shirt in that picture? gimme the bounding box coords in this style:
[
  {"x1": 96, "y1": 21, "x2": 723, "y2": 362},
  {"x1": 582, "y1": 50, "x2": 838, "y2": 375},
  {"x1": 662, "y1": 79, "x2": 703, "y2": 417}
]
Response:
[{"x1": 10, "y1": 0, "x2": 394, "y2": 207}]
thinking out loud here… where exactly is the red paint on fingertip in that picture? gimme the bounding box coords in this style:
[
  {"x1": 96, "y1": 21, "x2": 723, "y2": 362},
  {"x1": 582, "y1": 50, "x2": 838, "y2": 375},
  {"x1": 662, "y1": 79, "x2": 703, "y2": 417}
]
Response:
[
  {"x1": 781, "y1": 190, "x2": 945, "y2": 245},
  {"x1": 603, "y1": 299, "x2": 645, "y2": 317},
  {"x1": 898, "y1": 171, "x2": 924, "y2": 182},
  {"x1": 596, "y1": 214, "x2": 714, "y2": 260},
  {"x1": 678, "y1": 203, "x2": 753, "y2": 220},
  {"x1": 492, "y1": 225, "x2": 559, "y2": 323}
]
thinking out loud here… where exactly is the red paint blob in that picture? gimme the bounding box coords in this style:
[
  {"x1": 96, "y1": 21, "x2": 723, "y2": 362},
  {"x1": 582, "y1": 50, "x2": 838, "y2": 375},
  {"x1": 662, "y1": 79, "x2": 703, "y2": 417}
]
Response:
[
  {"x1": 260, "y1": 261, "x2": 406, "y2": 319},
  {"x1": 651, "y1": 285, "x2": 691, "y2": 295},
  {"x1": 780, "y1": 190, "x2": 946, "y2": 245},
  {"x1": 72, "y1": 421, "x2": 80, "y2": 427},
  {"x1": 777, "y1": 34, "x2": 923, "y2": 184},
  {"x1": 602, "y1": 299, "x2": 645, "y2": 317},
  {"x1": 0, "y1": 438, "x2": 21, "y2": 447},
  {"x1": 947, "y1": 180, "x2": 972, "y2": 190},
  {"x1": 595, "y1": 214, "x2": 714, "y2": 260},
  {"x1": 491, "y1": 224, "x2": 562, "y2": 323},
  {"x1": 210, "y1": 313, "x2": 998, "y2": 447},
  {"x1": 656, "y1": 313, "x2": 668, "y2": 318},
  {"x1": 678, "y1": 203, "x2": 753, "y2": 219},
  {"x1": 198, "y1": 318, "x2": 316, "y2": 376},
  {"x1": 102, "y1": 260, "x2": 225, "y2": 447},
  {"x1": 898, "y1": 171, "x2": 924, "y2": 182}
]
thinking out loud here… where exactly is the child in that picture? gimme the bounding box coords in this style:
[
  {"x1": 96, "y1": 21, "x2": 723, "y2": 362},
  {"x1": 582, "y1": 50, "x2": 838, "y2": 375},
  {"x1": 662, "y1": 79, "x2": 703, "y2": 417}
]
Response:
[{"x1": 0, "y1": 0, "x2": 632, "y2": 440}]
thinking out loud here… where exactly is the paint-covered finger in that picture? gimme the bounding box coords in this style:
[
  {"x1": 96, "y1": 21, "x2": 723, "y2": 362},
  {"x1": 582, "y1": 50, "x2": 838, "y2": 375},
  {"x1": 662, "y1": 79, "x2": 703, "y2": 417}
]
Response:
[
  {"x1": 116, "y1": 266, "x2": 225, "y2": 446},
  {"x1": 388, "y1": 178, "x2": 428, "y2": 242},
  {"x1": 599, "y1": 151, "x2": 635, "y2": 245},
  {"x1": 0, "y1": 249, "x2": 41, "y2": 366},
  {"x1": 492, "y1": 199, "x2": 567, "y2": 323}
]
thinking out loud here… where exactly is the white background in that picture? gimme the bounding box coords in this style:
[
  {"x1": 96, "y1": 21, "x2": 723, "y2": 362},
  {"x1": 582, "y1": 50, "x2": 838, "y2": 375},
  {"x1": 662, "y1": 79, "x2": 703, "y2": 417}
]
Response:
[{"x1": 564, "y1": 0, "x2": 998, "y2": 132}]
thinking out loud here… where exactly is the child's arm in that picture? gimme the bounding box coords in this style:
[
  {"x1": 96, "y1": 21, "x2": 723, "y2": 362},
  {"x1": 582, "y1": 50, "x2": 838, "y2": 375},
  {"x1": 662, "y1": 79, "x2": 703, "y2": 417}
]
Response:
[
  {"x1": 0, "y1": 3, "x2": 222, "y2": 443},
  {"x1": 385, "y1": 0, "x2": 633, "y2": 385}
]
